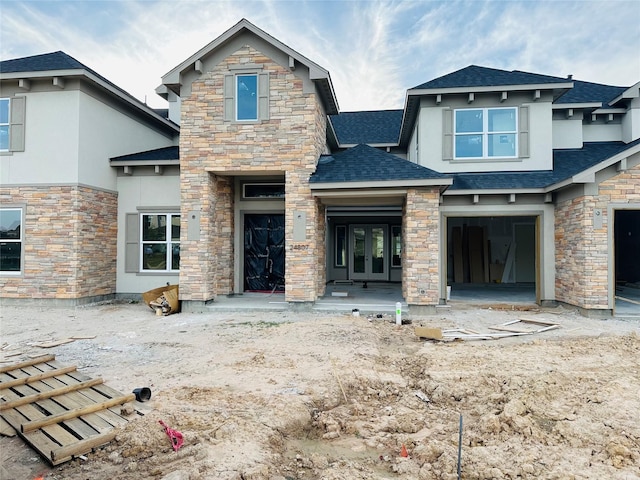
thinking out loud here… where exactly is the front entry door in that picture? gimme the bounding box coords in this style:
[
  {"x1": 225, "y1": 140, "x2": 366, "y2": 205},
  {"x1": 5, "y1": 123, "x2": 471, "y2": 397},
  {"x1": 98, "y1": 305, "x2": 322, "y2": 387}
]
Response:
[
  {"x1": 349, "y1": 225, "x2": 388, "y2": 281},
  {"x1": 244, "y1": 214, "x2": 285, "y2": 291}
]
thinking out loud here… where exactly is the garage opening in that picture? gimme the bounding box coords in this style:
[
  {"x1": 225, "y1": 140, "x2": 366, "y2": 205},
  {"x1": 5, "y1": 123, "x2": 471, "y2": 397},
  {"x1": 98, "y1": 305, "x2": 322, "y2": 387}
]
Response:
[
  {"x1": 447, "y1": 216, "x2": 537, "y2": 303},
  {"x1": 614, "y1": 210, "x2": 640, "y2": 314}
]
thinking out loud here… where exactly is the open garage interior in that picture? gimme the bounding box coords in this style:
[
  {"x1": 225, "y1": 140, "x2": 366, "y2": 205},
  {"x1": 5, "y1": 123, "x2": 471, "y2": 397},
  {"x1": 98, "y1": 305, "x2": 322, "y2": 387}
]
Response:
[
  {"x1": 614, "y1": 209, "x2": 640, "y2": 314},
  {"x1": 447, "y1": 216, "x2": 537, "y2": 303}
]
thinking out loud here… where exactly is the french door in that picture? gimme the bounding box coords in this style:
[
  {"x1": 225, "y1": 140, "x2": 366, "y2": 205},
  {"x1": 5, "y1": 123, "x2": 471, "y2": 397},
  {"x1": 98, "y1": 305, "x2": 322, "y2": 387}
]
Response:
[{"x1": 349, "y1": 225, "x2": 388, "y2": 281}]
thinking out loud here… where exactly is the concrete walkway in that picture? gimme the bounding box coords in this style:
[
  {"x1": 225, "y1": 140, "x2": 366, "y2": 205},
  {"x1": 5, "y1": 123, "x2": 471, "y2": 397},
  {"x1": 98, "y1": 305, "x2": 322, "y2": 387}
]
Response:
[{"x1": 202, "y1": 281, "x2": 640, "y2": 318}]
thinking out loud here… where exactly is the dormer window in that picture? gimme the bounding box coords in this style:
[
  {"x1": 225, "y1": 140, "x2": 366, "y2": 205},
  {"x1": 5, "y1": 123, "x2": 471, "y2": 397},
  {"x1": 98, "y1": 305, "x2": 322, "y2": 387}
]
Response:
[{"x1": 455, "y1": 107, "x2": 517, "y2": 159}]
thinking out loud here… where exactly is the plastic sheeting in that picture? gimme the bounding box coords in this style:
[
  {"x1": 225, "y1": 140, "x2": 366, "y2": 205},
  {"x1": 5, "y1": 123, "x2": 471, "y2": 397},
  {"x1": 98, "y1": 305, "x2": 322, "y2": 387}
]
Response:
[{"x1": 244, "y1": 214, "x2": 285, "y2": 291}]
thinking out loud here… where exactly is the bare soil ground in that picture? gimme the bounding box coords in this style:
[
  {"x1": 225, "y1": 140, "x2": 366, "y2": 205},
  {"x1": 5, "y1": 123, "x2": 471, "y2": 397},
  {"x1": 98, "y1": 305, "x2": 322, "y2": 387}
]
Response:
[{"x1": 1, "y1": 300, "x2": 639, "y2": 480}]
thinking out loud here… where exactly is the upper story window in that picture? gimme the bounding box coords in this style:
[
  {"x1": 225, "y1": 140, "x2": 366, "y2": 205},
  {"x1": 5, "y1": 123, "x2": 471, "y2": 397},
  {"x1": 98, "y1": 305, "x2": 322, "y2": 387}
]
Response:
[
  {"x1": 0, "y1": 99, "x2": 10, "y2": 151},
  {"x1": 0, "y1": 97, "x2": 26, "y2": 153},
  {"x1": 236, "y1": 74, "x2": 258, "y2": 121},
  {"x1": 140, "y1": 213, "x2": 180, "y2": 272},
  {"x1": 0, "y1": 208, "x2": 22, "y2": 274},
  {"x1": 455, "y1": 107, "x2": 517, "y2": 159},
  {"x1": 224, "y1": 70, "x2": 269, "y2": 122}
]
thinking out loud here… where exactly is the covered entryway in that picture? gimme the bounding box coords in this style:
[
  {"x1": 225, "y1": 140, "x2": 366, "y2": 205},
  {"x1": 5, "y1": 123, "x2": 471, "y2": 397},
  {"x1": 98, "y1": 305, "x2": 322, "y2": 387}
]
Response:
[{"x1": 243, "y1": 214, "x2": 285, "y2": 292}]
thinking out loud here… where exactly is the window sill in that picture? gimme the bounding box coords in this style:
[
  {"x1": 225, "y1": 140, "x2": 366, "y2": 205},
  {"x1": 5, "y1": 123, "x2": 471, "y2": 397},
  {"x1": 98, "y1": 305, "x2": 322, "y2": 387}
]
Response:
[
  {"x1": 136, "y1": 271, "x2": 180, "y2": 276},
  {"x1": 450, "y1": 157, "x2": 522, "y2": 163}
]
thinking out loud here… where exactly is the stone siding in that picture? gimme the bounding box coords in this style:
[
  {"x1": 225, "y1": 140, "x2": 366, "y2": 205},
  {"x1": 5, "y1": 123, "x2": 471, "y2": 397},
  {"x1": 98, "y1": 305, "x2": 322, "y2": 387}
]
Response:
[
  {"x1": 555, "y1": 161, "x2": 640, "y2": 310},
  {"x1": 0, "y1": 185, "x2": 117, "y2": 300},
  {"x1": 402, "y1": 188, "x2": 441, "y2": 305},
  {"x1": 179, "y1": 45, "x2": 326, "y2": 302}
]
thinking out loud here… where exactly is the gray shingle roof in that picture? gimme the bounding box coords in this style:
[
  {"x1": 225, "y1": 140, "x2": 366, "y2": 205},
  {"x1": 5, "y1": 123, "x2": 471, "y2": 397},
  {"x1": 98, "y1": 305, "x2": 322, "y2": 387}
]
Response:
[
  {"x1": 110, "y1": 146, "x2": 179, "y2": 162},
  {"x1": 449, "y1": 140, "x2": 640, "y2": 190},
  {"x1": 329, "y1": 110, "x2": 403, "y2": 145},
  {"x1": 310, "y1": 144, "x2": 451, "y2": 184},
  {"x1": 0, "y1": 51, "x2": 88, "y2": 73},
  {"x1": 412, "y1": 65, "x2": 570, "y2": 90},
  {"x1": 554, "y1": 79, "x2": 627, "y2": 107}
]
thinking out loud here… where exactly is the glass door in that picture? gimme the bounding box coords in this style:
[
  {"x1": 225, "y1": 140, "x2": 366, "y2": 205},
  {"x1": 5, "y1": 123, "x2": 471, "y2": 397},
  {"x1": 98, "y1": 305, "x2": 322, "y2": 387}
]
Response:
[{"x1": 349, "y1": 225, "x2": 388, "y2": 281}]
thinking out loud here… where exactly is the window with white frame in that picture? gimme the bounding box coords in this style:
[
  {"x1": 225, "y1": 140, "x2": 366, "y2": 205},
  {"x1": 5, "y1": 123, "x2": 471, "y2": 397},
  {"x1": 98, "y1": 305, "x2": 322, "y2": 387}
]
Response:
[
  {"x1": 454, "y1": 107, "x2": 517, "y2": 159},
  {"x1": 0, "y1": 98, "x2": 9, "y2": 151},
  {"x1": 0, "y1": 208, "x2": 22, "y2": 273},
  {"x1": 140, "y1": 214, "x2": 180, "y2": 271}
]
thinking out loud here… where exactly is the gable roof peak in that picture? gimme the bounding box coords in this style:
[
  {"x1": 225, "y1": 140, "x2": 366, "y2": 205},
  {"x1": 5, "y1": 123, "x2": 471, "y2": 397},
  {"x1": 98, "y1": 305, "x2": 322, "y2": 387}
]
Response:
[{"x1": 411, "y1": 65, "x2": 571, "y2": 91}]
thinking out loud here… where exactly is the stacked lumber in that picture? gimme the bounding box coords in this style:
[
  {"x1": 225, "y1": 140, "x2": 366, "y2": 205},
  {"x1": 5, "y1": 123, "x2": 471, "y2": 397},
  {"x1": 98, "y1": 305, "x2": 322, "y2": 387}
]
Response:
[{"x1": 0, "y1": 355, "x2": 134, "y2": 465}]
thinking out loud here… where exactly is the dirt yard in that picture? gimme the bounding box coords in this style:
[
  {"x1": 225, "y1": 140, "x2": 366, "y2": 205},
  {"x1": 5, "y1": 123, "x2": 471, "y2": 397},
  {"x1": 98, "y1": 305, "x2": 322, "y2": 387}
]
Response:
[{"x1": 1, "y1": 300, "x2": 639, "y2": 480}]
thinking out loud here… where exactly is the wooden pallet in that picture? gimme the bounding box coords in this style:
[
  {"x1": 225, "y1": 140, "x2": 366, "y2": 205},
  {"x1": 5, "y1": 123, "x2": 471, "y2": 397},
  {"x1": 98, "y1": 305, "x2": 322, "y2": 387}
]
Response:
[{"x1": 0, "y1": 354, "x2": 135, "y2": 465}]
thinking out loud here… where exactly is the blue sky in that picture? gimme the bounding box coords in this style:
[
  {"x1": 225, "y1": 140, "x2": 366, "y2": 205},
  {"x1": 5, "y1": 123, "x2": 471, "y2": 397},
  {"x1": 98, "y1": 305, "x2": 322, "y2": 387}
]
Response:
[{"x1": 1, "y1": 0, "x2": 639, "y2": 111}]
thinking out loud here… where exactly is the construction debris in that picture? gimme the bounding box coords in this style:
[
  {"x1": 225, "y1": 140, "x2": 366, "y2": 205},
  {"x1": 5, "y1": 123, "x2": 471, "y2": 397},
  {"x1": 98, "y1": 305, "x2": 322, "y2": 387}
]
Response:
[
  {"x1": 0, "y1": 355, "x2": 141, "y2": 465},
  {"x1": 142, "y1": 284, "x2": 180, "y2": 316},
  {"x1": 416, "y1": 318, "x2": 560, "y2": 341}
]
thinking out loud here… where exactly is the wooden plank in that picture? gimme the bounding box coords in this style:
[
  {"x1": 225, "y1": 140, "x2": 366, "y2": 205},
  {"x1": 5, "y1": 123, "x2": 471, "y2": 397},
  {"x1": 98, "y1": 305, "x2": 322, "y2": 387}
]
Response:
[
  {"x1": 18, "y1": 367, "x2": 99, "y2": 440},
  {"x1": 32, "y1": 339, "x2": 75, "y2": 348},
  {"x1": 453, "y1": 227, "x2": 464, "y2": 283},
  {"x1": 468, "y1": 226, "x2": 484, "y2": 283},
  {"x1": 518, "y1": 317, "x2": 561, "y2": 326},
  {"x1": 483, "y1": 227, "x2": 490, "y2": 283},
  {"x1": 489, "y1": 325, "x2": 535, "y2": 334},
  {"x1": 0, "y1": 415, "x2": 16, "y2": 436},
  {"x1": 0, "y1": 355, "x2": 55, "y2": 374},
  {"x1": 51, "y1": 430, "x2": 118, "y2": 465},
  {"x1": 0, "y1": 378, "x2": 104, "y2": 411},
  {"x1": 22, "y1": 393, "x2": 135, "y2": 433},
  {"x1": 0, "y1": 365, "x2": 77, "y2": 390},
  {"x1": 37, "y1": 376, "x2": 120, "y2": 432},
  {"x1": 0, "y1": 357, "x2": 132, "y2": 466},
  {"x1": 40, "y1": 367, "x2": 129, "y2": 428}
]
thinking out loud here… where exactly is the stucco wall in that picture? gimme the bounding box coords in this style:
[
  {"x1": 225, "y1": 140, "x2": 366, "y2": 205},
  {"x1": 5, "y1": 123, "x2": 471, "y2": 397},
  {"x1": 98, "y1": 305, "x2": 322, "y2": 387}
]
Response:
[
  {"x1": 1, "y1": 88, "x2": 175, "y2": 191},
  {"x1": 115, "y1": 170, "x2": 181, "y2": 294},
  {"x1": 416, "y1": 92, "x2": 553, "y2": 173},
  {"x1": 0, "y1": 185, "x2": 117, "y2": 301}
]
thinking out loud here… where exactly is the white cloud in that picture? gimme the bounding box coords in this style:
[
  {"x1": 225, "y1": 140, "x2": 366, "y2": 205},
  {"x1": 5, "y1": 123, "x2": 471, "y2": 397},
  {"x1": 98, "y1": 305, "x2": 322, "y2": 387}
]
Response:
[{"x1": 1, "y1": 0, "x2": 638, "y2": 111}]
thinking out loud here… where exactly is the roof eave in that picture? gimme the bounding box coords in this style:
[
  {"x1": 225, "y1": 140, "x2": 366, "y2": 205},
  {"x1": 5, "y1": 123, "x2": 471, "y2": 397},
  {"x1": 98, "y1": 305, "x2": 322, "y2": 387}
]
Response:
[
  {"x1": 407, "y1": 82, "x2": 574, "y2": 96},
  {"x1": 110, "y1": 159, "x2": 180, "y2": 167},
  {"x1": 2, "y1": 69, "x2": 179, "y2": 134},
  {"x1": 545, "y1": 143, "x2": 640, "y2": 193},
  {"x1": 609, "y1": 81, "x2": 640, "y2": 105},
  {"x1": 310, "y1": 178, "x2": 453, "y2": 190},
  {"x1": 552, "y1": 102, "x2": 602, "y2": 109},
  {"x1": 444, "y1": 187, "x2": 546, "y2": 195}
]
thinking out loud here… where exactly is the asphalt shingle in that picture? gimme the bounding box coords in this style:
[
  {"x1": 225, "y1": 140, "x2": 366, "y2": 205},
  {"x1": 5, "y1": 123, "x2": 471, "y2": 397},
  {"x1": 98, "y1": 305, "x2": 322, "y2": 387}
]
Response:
[
  {"x1": 554, "y1": 79, "x2": 627, "y2": 107},
  {"x1": 111, "y1": 146, "x2": 179, "y2": 162},
  {"x1": 329, "y1": 110, "x2": 403, "y2": 145},
  {"x1": 411, "y1": 65, "x2": 570, "y2": 90},
  {"x1": 449, "y1": 140, "x2": 640, "y2": 190},
  {"x1": 311, "y1": 144, "x2": 451, "y2": 184}
]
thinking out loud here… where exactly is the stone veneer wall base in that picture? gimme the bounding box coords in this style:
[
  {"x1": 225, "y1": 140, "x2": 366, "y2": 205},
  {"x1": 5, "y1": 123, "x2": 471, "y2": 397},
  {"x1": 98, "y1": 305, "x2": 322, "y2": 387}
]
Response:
[
  {"x1": 0, "y1": 294, "x2": 115, "y2": 307},
  {"x1": 408, "y1": 304, "x2": 438, "y2": 315}
]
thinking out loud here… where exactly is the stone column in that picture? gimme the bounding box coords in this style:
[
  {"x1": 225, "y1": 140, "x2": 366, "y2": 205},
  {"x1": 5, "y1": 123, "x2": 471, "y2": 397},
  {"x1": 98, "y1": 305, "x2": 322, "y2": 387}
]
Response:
[
  {"x1": 403, "y1": 188, "x2": 441, "y2": 313},
  {"x1": 285, "y1": 170, "x2": 318, "y2": 304}
]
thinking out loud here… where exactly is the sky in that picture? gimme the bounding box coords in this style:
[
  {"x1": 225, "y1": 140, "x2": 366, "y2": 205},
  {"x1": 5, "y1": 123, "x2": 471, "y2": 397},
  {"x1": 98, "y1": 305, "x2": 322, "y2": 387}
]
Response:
[{"x1": 1, "y1": 0, "x2": 639, "y2": 111}]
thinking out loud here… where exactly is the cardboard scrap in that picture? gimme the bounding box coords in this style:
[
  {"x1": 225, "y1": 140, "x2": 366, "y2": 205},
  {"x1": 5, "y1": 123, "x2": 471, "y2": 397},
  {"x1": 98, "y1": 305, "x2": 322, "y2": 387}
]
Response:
[{"x1": 414, "y1": 326, "x2": 443, "y2": 340}]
